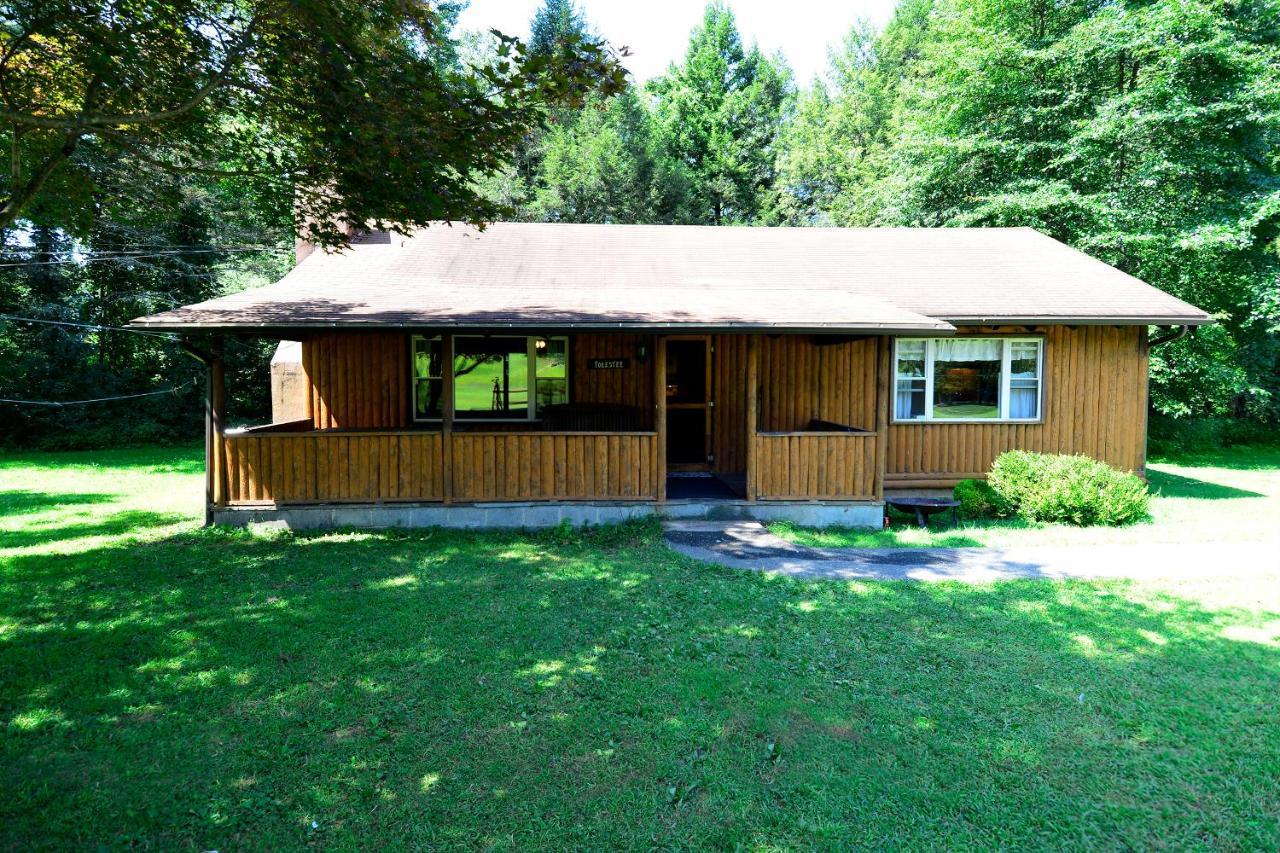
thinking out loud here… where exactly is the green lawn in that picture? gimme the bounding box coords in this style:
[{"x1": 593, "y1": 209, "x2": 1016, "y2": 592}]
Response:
[
  {"x1": 2, "y1": 447, "x2": 1279, "y2": 848},
  {"x1": 772, "y1": 446, "x2": 1280, "y2": 549}
]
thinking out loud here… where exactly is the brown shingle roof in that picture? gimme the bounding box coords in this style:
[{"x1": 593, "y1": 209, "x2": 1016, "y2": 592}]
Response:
[{"x1": 133, "y1": 223, "x2": 1210, "y2": 332}]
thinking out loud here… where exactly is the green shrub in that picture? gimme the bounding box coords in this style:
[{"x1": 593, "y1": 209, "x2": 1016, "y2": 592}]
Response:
[
  {"x1": 987, "y1": 451, "x2": 1149, "y2": 526},
  {"x1": 953, "y1": 478, "x2": 1002, "y2": 518}
]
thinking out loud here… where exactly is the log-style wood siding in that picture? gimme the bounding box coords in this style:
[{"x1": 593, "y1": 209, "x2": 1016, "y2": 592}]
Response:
[
  {"x1": 711, "y1": 334, "x2": 877, "y2": 475},
  {"x1": 222, "y1": 432, "x2": 444, "y2": 504},
  {"x1": 711, "y1": 334, "x2": 749, "y2": 474},
  {"x1": 303, "y1": 333, "x2": 409, "y2": 429},
  {"x1": 752, "y1": 433, "x2": 877, "y2": 500},
  {"x1": 572, "y1": 334, "x2": 655, "y2": 422},
  {"x1": 884, "y1": 326, "x2": 1149, "y2": 484},
  {"x1": 219, "y1": 324, "x2": 1151, "y2": 507},
  {"x1": 759, "y1": 335, "x2": 877, "y2": 432}
]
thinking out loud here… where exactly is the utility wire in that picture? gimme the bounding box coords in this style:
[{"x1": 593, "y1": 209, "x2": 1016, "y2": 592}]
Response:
[
  {"x1": 0, "y1": 314, "x2": 179, "y2": 339},
  {"x1": 11, "y1": 243, "x2": 285, "y2": 251},
  {"x1": 0, "y1": 378, "x2": 199, "y2": 407},
  {"x1": 3, "y1": 244, "x2": 283, "y2": 253},
  {"x1": 0, "y1": 246, "x2": 289, "y2": 268},
  {"x1": 0, "y1": 315, "x2": 270, "y2": 361}
]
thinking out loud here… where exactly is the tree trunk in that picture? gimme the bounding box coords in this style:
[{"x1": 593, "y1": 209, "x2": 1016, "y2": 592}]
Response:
[{"x1": 0, "y1": 132, "x2": 81, "y2": 231}]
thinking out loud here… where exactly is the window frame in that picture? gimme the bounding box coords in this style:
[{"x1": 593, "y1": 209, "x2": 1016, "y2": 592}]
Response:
[
  {"x1": 410, "y1": 334, "x2": 570, "y2": 423},
  {"x1": 891, "y1": 336, "x2": 1044, "y2": 424}
]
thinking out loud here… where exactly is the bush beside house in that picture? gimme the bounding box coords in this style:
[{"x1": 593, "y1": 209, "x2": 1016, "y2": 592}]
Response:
[{"x1": 955, "y1": 451, "x2": 1149, "y2": 526}]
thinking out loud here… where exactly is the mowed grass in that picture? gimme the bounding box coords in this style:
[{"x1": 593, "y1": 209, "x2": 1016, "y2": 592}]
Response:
[
  {"x1": 772, "y1": 446, "x2": 1280, "y2": 549},
  {"x1": 2, "y1": 448, "x2": 1279, "y2": 849}
]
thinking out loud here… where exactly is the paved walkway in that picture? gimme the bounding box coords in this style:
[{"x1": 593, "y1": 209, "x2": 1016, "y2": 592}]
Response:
[{"x1": 662, "y1": 520, "x2": 1280, "y2": 582}]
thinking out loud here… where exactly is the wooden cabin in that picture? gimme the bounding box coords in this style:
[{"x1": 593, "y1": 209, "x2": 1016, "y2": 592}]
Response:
[{"x1": 133, "y1": 223, "x2": 1209, "y2": 529}]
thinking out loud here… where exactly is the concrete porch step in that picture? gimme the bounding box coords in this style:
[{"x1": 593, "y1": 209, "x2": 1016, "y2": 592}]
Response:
[{"x1": 659, "y1": 501, "x2": 760, "y2": 521}]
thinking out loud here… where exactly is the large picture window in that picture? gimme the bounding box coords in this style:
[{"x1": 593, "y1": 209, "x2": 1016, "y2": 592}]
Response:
[
  {"x1": 894, "y1": 337, "x2": 1042, "y2": 422},
  {"x1": 412, "y1": 335, "x2": 569, "y2": 422}
]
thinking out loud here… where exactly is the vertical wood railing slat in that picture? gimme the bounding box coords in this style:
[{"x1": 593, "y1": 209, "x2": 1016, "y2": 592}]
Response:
[{"x1": 654, "y1": 336, "x2": 667, "y2": 502}]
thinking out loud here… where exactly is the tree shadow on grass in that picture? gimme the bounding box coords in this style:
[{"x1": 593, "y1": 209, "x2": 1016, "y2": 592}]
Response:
[
  {"x1": 0, "y1": 490, "x2": 116, "y2": 516},
  {"x1": 0, "y1": 509, "x2": 189, "y2": 549},
  {"x1": 772, "y1": 513, "x2": 989, "y2": 548},
  {"x1": 1147, "y1": 469, "x2": 1264, "y2": 500},
  {"x1": 1, "y1": 522, "x2": 1277, "y2": 849}
]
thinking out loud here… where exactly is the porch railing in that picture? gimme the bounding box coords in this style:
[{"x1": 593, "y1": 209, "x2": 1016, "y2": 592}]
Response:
[
  {"x1": 220, "y1": 430, "x2": 658, "y2": 505},
  {"x1": 750, "y1": 432, "x2": 878, "y2": 501},
  {"x1": 451, "y1": 432, "x2": 657, "y2": 501},
  {"x1": 211, "y1": 335, "x2": 890, "y2": 509}
]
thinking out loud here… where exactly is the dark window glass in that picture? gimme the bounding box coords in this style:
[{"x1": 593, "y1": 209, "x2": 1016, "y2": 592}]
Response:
[
  {"x1": 413, "y1": 337, "x2": 443, "y2": 419},
  {"x1": 535, "y1": 337, "x2": 569, "y2": 410},
  {"x1": 666, "y1": 340, "x2": 707, "y2": 404}
]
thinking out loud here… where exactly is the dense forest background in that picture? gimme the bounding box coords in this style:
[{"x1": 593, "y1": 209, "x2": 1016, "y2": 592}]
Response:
[{"x1": 2, "y1": 0, "x2": 1277, "y2": 449}]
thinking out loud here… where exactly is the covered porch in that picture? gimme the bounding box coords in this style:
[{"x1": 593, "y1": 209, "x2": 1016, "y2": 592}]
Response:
[{"x1": 201, "y1": 331, "x2": 893, "y2": 525}]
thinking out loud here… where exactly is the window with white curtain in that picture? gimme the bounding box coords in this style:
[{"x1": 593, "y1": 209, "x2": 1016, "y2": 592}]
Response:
[
  {"x1": 895, "y1": 340, "x2": 927, "y2": 420},
  {"x1": 893, "y1": 337, "x2": 1043, "y2": 422}
]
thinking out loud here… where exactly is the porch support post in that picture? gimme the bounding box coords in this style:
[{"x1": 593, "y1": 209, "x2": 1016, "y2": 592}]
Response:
[
  {"x1": 745, "y1": 334, "x2": 759, "y2": 501},
  {"x1": 654, "y1": 334, "x2": 666, "y2": 502},
  {"x1": 442, "y1": 333, "x2": 455, "y2": 504},
  {"x1": 205, "y1": 338, "x2": 226, "y2": 525},
  {"x1": 874, "y1": 334, "x2": 889, "y2": 504}
]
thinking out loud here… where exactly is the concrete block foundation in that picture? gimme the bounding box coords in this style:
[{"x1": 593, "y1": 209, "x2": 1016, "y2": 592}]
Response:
[{"x1": 212, "y1": 500, "x2": 883, "y2": 531}]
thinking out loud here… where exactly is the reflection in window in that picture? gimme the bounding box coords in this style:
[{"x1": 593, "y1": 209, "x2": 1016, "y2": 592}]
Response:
[
  {"x1": 413, "y1": 336, "x2": 443, "y2": 419},
  {"x1": 454, "y1": 337, "x2": 529, "y2": 419},
  {"x1": 932, "y1": 338, "x2": 1001, "y2": 419},
  {"x1": 535, "y1": 337, "x2": 569, "y2": 409},
  {"x1": 893, "y1": 338, "x2": 1042, "y2": 422},
  {"x1": 412, "y1": 335, "x2": 570, "y2": 421}
]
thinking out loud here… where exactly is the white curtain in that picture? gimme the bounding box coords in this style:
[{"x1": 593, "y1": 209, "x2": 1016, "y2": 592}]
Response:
[
  {"x1": 934, "y1": 338, "x2": 1002, "y2": 361},
  {"x1": 1009, "y1": 386, "x2": 1038, "y2": 418},
  {"x1": 896, "y1": 389, "x2": 914, "y2": 419}
]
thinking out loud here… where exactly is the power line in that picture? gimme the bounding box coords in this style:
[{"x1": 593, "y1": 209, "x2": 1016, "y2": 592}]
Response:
[
  {"x1": 0, "y1": 378, "x2": 199, "y2": 408},
  {"x1": 0, "y1": 246, "x2": 290, "y2": 268},
  {"x1": 0, "y1": 315, "x2": 269, "y2": 359},
  {"x1": 18, "y1": 243, "x2": 284, "y2": 250},
  {"x1": 3, "y1": 245, "x2": 286, "y2": 257},
  {"x1": 0, "y1": 314, "x2": 179, "y2": 339}
]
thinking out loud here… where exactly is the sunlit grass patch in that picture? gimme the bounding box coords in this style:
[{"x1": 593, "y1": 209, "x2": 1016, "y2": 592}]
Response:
[
  {"x1": 0, "y1": 445, "x2": 1277, "y2": 849},
  {"x1": 772, "y1": 446, "x2": 1280, "y2": 550}
]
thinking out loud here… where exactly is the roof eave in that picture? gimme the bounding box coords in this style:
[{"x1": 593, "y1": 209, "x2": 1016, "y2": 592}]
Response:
[
  {"x1": 130, "y1": 319, "x2": 957, "y2": 335},
  {"x1": 943, "y1": 314, "x2": 1213, "y2": 326}
]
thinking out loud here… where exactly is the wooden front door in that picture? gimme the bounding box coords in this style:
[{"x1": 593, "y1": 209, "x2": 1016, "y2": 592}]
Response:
[{"x1": 665, "y1": 337, "x2": 711, "y2": 470}]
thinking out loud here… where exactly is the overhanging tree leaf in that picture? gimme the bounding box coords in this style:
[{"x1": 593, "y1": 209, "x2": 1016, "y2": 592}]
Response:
[{"x1": 0, "y1": 0, "x2": 627, "y2": 243}]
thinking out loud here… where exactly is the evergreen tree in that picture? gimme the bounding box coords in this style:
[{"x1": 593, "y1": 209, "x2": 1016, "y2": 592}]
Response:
[
  {"x1": 531, "y1": 90, "x2": 692, "y2": 223},
  {"x1": 775, "y1": 1, "x2": 933, "y2": 225},
  {"x1": 530, "y1": 0, "x2": 591, "y2": 57},
  {"x1": 500, "y1": 0, "x2": 600, "y2": 214},
  {"x1": 648, "y1": 2, "x2": 792, "y2": 224},
  {"x1": 875, "y1": 0, "x2": 1280, "y2": 419}
]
